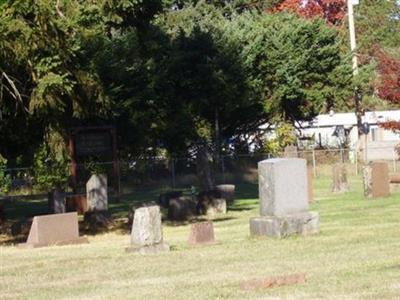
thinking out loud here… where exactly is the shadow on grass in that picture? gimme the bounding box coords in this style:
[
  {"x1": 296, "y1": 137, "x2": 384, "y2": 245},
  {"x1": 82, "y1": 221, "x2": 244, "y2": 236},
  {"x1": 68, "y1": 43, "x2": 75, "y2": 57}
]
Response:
[
  {"x1": 0, "y1": 183, "x2": 257, "y2": 243},
  {"x1": 228, "y1": 206, "x2": 253, "y2": 212}
]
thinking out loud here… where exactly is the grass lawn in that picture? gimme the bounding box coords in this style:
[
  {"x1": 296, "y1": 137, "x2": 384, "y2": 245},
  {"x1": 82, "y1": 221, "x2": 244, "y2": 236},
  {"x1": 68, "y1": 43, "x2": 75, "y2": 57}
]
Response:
[{"x1": 1, "y1": 176, "x2": 400, "y2": 299}]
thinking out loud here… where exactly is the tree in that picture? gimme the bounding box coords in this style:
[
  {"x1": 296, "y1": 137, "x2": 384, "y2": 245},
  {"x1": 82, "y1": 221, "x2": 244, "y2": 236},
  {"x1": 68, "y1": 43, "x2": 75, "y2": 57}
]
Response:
[
  {"x1": 376, "y1": 49, "x2": 400, "y2": 131},
  {"x1": 272, "y1": 0, "x2": 346, "y2": 25},
  {"x1": 224, "y1": 12, "x2": 352, "y2": 122}
]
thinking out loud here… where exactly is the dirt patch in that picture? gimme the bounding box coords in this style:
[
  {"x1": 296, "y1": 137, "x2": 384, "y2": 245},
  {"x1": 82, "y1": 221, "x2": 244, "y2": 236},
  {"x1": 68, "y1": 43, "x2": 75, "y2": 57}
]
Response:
[{"x1": 240, "y1": 273, "x2": 306, "y2": 290}]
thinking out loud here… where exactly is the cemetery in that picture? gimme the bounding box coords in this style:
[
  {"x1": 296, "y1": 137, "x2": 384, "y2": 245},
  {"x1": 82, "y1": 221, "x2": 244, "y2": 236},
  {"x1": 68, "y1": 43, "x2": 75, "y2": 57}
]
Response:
[
  {"x1": 1, "y1": 156, "x2": 400, "y2": 299},
  {"x1": 1, "y1": 0, "x2": 400, "y2": 299}
]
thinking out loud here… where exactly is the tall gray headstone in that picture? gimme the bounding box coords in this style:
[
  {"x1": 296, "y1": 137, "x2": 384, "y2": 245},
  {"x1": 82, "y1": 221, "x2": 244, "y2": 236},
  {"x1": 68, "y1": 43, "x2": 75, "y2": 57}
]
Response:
[
  {"x1": 250, "y1": 158, "x2": 319, "y2": 238},
  {"x1": 86, "y1": 174, "x2": 108, "y2": 211},
  {"x1": 126, "y1": 205, "x2": 169, "y2": 254}
]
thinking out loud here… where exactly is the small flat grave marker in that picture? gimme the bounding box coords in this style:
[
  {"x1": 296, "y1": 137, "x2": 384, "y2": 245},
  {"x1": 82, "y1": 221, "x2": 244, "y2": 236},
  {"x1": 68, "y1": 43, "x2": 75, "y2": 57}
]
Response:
[{"x1": 188, "y1": 221, "x2": 215, "y2": 246}]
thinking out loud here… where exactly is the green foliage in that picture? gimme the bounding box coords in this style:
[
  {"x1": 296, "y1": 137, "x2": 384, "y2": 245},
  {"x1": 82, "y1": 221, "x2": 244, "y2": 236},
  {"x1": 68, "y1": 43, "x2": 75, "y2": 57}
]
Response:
[
  {"x1": 0, "y1": 0, "x2": 357, "y2": 168},
  {"x1": 355, "y1": 0, "x2": 400, "y2": 50},
  {"x1": 262, "y1": 122, "x2": 297, "y2": 155},
  {"x1": 222, "y1": 12, "x2": 352, "y2": 121},
  {"x1": 33, "y1": 129, "x2": 69, "y2": 191},
  {"x1": 0, "y1": 154, "x2": 11, "y2": 195}
]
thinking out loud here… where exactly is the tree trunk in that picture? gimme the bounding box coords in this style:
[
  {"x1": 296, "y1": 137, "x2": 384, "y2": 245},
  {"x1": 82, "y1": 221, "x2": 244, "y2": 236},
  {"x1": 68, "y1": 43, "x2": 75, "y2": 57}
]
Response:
[{"x1": 196, "y1": 144, "x2": 215, "y2": 191}]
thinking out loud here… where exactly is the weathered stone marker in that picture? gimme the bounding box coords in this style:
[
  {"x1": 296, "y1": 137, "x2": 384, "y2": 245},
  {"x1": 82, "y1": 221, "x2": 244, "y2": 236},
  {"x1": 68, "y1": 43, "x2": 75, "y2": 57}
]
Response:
[
  {"x1": 19, "y1": 212, "x2": 88, "y2": 248},
  {"x1": 168, "y1": 197, "x2": 197, "y2": 221},
  {"x1": 126, "y1": 205, "x2": 170, "y2": 254},
  {"x1": 53, "y1": 189, "x2": 66, "y2": 214},
  {"x1": 206, "y1": 198, "x2": 226, "y2": 216},
  {"x1": 283, "y1": 145, "x2": 298, "y2": 158},
  {"x1": 86, "y1": 174, "x2": 108, "y2": 211},
  {"x1": 188, "y1": 221, "x2": 215, "y2": 246},
  {"x1": 331, "y1": 163, "x2": 349, "y2": 193},
  {"x1": 249, "y1": 158, "x2": 319, "y2": 238},
  {"x1": 215, "y1": 184, "x2": 235, "y2": 204},
  {"x1": 197, "y1": 190, "x2": 227, "y2": 216},
  {"x1": 363, "y1": 161, "x2": 390, "y2": 198}
]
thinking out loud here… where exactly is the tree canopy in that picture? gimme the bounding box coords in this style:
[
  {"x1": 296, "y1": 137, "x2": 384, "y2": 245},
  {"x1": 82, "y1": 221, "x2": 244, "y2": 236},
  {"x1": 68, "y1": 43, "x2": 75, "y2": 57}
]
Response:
[{"x1": 0, "y1": 0, "x2": 398, "y2": 170}]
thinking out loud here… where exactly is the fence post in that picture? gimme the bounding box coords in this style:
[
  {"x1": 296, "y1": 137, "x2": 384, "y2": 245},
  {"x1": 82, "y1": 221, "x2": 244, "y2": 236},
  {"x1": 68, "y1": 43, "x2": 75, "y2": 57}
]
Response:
[
  {"x1": 312, "y1": 149, "x2": 316, "y2": 177},
  {"x1": 393, "y1": 150, "x2": 397, "y2": 173},
  {"x1": 340, "y1": 148, "x2": 344, "y2": 163},
  {"x1": 355, "y1": 149, "x2": 358, "y2": 175},
  {"x1": 221, "y1": 155, "x2": 226, "y2": 184},
  {"x1": 171, "y1": 158, "x2": 176, "y2": 189}
]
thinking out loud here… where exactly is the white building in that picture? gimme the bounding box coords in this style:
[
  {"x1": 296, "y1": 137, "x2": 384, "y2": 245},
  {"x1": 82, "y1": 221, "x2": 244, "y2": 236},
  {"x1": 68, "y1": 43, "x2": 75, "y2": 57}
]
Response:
[{"x1": 298, "y1": 110, "x2": 400, "y2": 160}]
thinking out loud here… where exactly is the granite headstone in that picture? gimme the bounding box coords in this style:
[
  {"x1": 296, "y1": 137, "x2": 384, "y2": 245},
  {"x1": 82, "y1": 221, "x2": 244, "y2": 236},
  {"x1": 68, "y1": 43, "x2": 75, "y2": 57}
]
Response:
[{"x1": 249, "y1": 158, "x2": 319, "y2": 238}]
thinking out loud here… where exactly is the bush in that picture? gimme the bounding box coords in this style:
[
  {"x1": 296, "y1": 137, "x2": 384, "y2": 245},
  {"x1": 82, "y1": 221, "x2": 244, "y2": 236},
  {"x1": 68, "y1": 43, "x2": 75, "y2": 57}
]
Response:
[
  {"x1": 33, "y1": 142, "x2": 69, "y2": 192},
  {"x1": 0, "y1": 155, "x2": 11, "y2": 195}
]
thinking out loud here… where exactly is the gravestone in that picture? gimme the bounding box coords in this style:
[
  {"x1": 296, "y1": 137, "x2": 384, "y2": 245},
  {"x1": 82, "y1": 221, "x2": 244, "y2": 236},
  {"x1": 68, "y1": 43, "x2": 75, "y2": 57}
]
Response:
[
  {"x1": 158, "y1": 191, "x2": 183, "y2": 208},
  {"x1": 249, "y1": 158, "x2": 319, "y2": 238},
  {"x1": 188, "y1": 221, "x2": 215, "y2": 246},
  {"x1": 197, "y1": 190, "x2": 227, "y2": 216},
  {"x1": 283, "y1": 145, "x2": 298, "y2": 158},
  {"x1": 363, "y1": 161, "x2": 390, "y2": 198},
  {"x1": 215, "y1": 184, "x2": 235, "y2": 204},
  {"x1": 86, "y1": 174, "x2": 108, "y2": 211},
  {"x1": 18, "y1": 212, "x2": 88, "y2": 248},
  {"x1": 53, "y1": 189, "x2": 66, "y2": 214},
  {"x1": 168, "y1": 197, "x2": 197, "y2": 221},
  {"x1": 331, "y1": 163, "x2": 349, "y2": 193},
  {"x1": 307, "y1": 167, "x2": 314, "y2": 203},
  {"x1": 206, "y1": 198, "x2": 226, "y2": 216},
  {"x1": 126, "y1": 205, "x2": 169, "y2": 254}
]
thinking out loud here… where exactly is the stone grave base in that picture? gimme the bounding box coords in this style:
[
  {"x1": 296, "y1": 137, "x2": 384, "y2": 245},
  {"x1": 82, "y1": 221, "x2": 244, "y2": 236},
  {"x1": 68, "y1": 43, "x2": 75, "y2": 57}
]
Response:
[
  {"x1": 125, "y1": 243, "x2": 170, "y2": 254},
  {"x1": 249, "y1": 211, "x2": 319, "y2": 238},
  {"x1": 19, "y1": 237, "x2": 88, "y2": 249}
]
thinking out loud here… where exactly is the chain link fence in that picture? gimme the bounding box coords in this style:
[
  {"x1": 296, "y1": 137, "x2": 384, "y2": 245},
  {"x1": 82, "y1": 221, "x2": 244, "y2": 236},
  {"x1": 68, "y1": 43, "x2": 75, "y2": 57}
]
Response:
[{"x1": 2, "y1": 147, "x2": 399, "y2": 198}]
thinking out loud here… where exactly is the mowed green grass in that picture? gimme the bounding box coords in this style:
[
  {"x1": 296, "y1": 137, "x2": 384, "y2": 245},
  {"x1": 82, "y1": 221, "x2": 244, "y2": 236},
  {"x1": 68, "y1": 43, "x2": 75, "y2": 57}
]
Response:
[{"x1": 1, "y1": 177, "x2": 400, "y2": 300}]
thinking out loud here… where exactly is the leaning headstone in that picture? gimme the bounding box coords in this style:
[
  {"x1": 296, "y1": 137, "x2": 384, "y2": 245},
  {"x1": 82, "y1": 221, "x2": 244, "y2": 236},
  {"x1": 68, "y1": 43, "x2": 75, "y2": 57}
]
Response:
[
  {"x1": 126, "y1": 205, "x2": 169, "y2": 254},
  {"x1": 331, "y1": 163, "x2": 349, "y2": 193},
  {"x1": 168, "y1": 197, "x2": 197, "y2": 221},
  {"x1": 188, "y1": 221, "x2": 216, "y2": 246},
  {"x1": 215, "y1": 184, "x2": 235, "y2": 204},
  {"x1": 283, "y1": 145, "x2": 298, "y2": 158},
  {"x1": 86, "y1": 174, "x2": 108, "y2": 211},
  {"x1": 249, "y1": 158, "x2": 319, "y2": 238},
  {"x1": 363, "y1": 161, "x2": 390, "y2": 198},
  {"x1": 18, "y1": 212, "x2": 88, "y2": 248}
]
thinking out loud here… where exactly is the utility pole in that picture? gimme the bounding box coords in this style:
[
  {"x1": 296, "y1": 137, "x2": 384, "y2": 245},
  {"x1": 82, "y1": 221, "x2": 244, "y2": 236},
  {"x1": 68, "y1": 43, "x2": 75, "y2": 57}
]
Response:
[
  {"x1": 347, "y1": 0, "x2": 366, "y2": 166},
  {"x1": 347, "y1": 0, "x2": 363, "y2": 136},
  {"x1": 347, "y1": 0, "x2": 358, "y2": 76}
]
